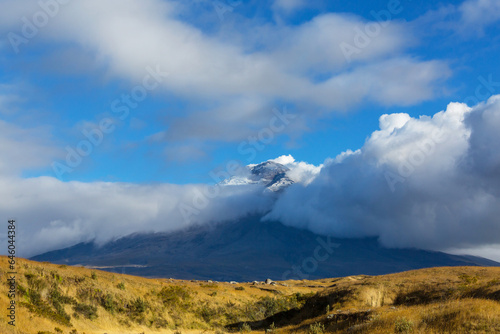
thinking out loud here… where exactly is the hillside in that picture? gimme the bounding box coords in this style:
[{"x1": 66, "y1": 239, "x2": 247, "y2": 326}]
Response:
[
  {"x1": 1, "y1": 257, "x2": 499, "y2": 334},
  {"x1": 31, "y1": 216, "x2": 499, "y2": 281}
]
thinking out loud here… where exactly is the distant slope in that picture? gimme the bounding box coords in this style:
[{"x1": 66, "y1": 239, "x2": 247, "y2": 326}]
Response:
[{"x1": 31, "y1": 215, "x2": 499, "y2": 281}]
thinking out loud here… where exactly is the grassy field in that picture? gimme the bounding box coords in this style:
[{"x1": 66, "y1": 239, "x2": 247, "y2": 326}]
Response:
[{"x1": 0, "y1": 256, "x2": 499, "y2": 333}]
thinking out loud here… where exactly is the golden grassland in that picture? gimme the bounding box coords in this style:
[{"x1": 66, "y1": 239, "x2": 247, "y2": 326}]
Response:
[{"x1": 0, "y1": 256, "x2": 499, "y2": 334}]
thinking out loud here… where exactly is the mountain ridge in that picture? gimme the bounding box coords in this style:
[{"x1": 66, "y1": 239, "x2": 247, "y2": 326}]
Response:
[{"x1": 31, "y1": 214, "x2": 499, "y2": 281}]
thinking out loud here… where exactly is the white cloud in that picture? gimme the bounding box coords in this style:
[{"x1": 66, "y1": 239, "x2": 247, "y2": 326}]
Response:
[
  {"x1": 266, "y1": 13, "x2": 412, "y2": 74},
  {"x1": 265, "y1": 95, "x2": 500, "y2": 255},
  {"x1": 413, "y1": 0, "x2": 500, "y2": 37},
  {"x1": 0, "y1": 0, "x2": 451, "y2": 145},
  {"x1": 271, "y1": 155, "x2": 322, "y2": 185},
  {"x1": 0, "y1": 176, "x2": 273, "y2": 257},
  {"x1": 448, "y1": 245, "x2": 500, "y2": 263},
  {"x1": 459, "y1": 0, "x2": 500, "y2": 32}
]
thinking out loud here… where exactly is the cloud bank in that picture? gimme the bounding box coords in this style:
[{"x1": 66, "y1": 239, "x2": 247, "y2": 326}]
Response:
[
  {"x1": 266, "y1": 95, "x2": 500, "y2": 255},
  {"x1": 0, "y1": 176, "x2": 273, "y2": 257}
]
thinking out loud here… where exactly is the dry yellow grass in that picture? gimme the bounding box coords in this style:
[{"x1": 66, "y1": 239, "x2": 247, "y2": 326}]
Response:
[
  {"x1": 1, "y1": 257, "x2": 499, "y2": 334},
  {"x1": 0, "y1": 256, "x2": 322, "y2": 334}
]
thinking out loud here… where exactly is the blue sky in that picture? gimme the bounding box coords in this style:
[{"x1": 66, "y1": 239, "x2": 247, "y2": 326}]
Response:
[
  {"x1": 0, "y1": 0, "x2": 498, "y2": 184},
  {"x1": 1, "y1": 0, "x2": 500, "y2": 259}
]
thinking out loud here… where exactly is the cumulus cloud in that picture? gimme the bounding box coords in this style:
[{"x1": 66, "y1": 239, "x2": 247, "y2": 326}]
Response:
[
  {"x1": 265, "y1": 95, "x2": 500, "y2": 255},
  {"x1": 271, "y1": 155, "x2": 322, "y2": 185},
  {"x1": 0, "y1": 0, "x2": 450, "y2": 146}
]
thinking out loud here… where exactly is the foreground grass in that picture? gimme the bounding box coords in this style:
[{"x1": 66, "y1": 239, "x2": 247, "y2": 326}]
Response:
[
  {"x1": 0, "y1": 257, "x2": 499, "y2": 333},
  {"x1": 0, "y1": 257, "x2": 317, "y2": 333}
]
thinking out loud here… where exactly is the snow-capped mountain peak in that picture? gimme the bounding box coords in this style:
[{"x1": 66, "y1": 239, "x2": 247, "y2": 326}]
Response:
[{"x1": 220, "y1": 160, "x2": 295, "y2": 192}]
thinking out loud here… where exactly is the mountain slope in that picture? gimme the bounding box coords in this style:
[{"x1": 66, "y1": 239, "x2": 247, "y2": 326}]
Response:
[{"x1": 31, "y1": 215, "x2": 499, "y2": 281}]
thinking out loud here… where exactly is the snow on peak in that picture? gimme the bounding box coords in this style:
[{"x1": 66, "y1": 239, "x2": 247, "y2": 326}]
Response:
[{"x1": 219, "y1": 155, "x2": 323, "y2": 192}]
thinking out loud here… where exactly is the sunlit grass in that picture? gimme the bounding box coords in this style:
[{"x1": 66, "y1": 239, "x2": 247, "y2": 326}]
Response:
[{"x1": 1, "y1": 257, "x2": 499, "y2": 333}]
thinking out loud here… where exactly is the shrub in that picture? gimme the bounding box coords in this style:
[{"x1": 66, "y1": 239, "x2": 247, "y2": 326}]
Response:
[
  {"x1": 100, "y1": 293, "x2": 117, "y2": 313},
  {"x1": 73, "y1": 303, "x2": 98, "y2": 320},
  {"x1": 51, "y1": 271, "x2": 63, "y2": 283},
  {"x1": 73, "y1": 276, "x2": 85, "y2": 284},
  {"x1": 235, "y1": 286, "x2": 245, "y2": 291},
  {"x1": 196, "y1": 301, "x2": 226, "y2": 323},
  {"x1": 91, "y1": 272, "x2": 97, "y2": 280},
  {"x1": 240, "y1": 323, "x2": 251, "y2": 333},
  {"x1": 25, "y1": 273, "x2": 47, "y2": 291},
  {"x1": 151, "y1": 316, "x2": 169, "y2": 328},
  {"x1": 127, "y1": 297, "x2": 148, "y2": 322},
  {"x1": 395, "y1": 317, "x2": 414, "y2": 333},
  {"x1": 23, "y1": 299, "x2": 71, "y2": 326},
  {"x1": 21, "y1": 283, "x2": 72, "y2": 326},
  {"x1": 459, "y1": 274, "x2": 478, "y2": 285},
  {"x1": 247, "y1": 295, "x2": 303, "y2": 319},
  {"x1": 132, "y1": 297, "x2": 147, "y2": 313},
  {"x1": 158, "y1": 286, "x2": 191, "y2": 307},
  {"x1": 49, "y1": 286, "x2": 76, "y2": 306},
  {"x1": 308, "y1": 322, "x2": 325, "y2": 334},
  {"x1": 117, "y1": 282, "x2": 125, "y2": 290}
]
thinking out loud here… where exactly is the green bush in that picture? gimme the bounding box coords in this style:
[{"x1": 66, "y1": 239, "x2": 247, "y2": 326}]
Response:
[
  {"x1": 23, "y1": 299, "x2": 71, "y2": 326},
  {"x1": 100, "y1": 293, "x2": 117, "y2": 313},
  {"x1": 132, "y1": 297, "x2": 147, "y2": 313},
  {"x1": 395, "y1": 317, "x2": 414, "y2": 333},
  {"x1": 117, "y1": 282, "x2": 126, "y2": 290},
  {"x1": 127, "y1": 297, "x2": 148, "y2": 322},
  {"x1": 196, "y1": 301, "x2": 225, "y2": 324},
  {"x1": 308, "y1": 322, "x2": 325, "y2": 334},
  {"x1": 150, "y1": 316, "x2": 169, "y2": 328},
  {"x1": 251, "y1": 295, "x2": 302, "y2": 319},
  {"x1": 73, "y1": 303, "x2": 98, "y2": 320},
  {"x1": 459, "y1": 274, "x2": 478, "y2": 285},
  {"x1": 158, "y1": 286, "x2": 191, "y2": 306},
  {"x1": 49, "y1": 286, "x2": 76, "y2": 306}
]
